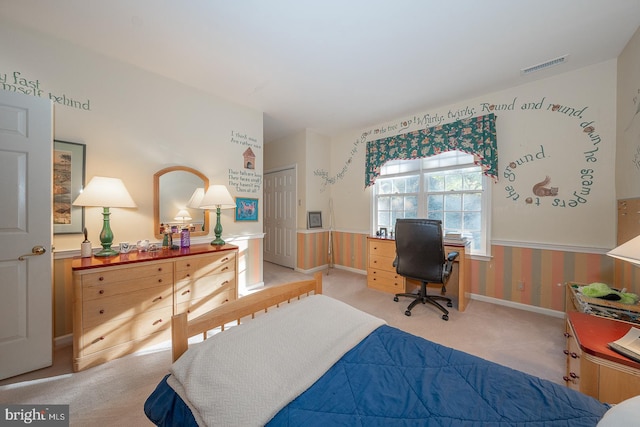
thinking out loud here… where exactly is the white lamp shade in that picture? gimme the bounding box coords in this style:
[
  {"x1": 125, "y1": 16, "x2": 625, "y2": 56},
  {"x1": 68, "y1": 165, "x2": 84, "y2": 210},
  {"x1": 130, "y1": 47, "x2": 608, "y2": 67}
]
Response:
[
  {"x1": 199, "y1": 185, "x2": 235, "y2": 209},
  {"x1": 72, "y1": 176, "x2": 137, "y2": 208},
  {"x1": 607, "y1": 235, "x2": 640, "y2": 267},
  {"x1": 186, "y1": 187, "x2": 205, "y2": 209},
  {"x1": 174, "y1": 209, "x2": 192, "y2": 221}
]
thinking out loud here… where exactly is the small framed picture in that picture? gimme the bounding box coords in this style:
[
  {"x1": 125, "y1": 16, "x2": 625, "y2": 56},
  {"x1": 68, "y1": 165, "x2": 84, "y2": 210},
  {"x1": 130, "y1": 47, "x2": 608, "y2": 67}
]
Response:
[
  {"x1": 379, "y1": 227, "x2": 387, "y2": 238},
  {"x1": 307, "y1": 211, "x2": 322, "y2": 229},
  {"x1": 53, "y1": 140, "x2": 86, "y2": 234},
  {"x1": 235, "y1": 197, "x2": 259, "y2": 221}
]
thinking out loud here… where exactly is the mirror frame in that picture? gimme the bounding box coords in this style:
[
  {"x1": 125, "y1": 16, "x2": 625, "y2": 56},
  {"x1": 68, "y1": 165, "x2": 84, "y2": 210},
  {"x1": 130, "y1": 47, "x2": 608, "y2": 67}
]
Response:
[{"x1": 153, "y1": 166, "x2": 210, "y2": 239}]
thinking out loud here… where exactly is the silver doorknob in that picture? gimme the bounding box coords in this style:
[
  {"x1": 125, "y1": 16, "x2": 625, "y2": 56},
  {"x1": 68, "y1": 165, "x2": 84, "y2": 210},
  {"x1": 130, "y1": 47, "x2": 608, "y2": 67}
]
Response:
[{"x1": 18, "y1": 246, "x2": 47, "y2": 261}]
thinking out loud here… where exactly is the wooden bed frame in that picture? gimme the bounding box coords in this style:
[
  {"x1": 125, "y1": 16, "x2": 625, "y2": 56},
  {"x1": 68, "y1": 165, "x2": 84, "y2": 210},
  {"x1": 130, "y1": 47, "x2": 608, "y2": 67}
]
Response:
[{"x1": 171, "y1": 272, "x2": 323, "y2": 362}]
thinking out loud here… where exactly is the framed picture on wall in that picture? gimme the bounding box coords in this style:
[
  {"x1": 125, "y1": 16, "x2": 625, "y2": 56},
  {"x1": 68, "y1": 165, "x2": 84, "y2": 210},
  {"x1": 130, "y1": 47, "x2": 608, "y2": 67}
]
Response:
[
  {"x1": 53, "y1": 140, "x2": 86, "y2": 234},
  {"x1": 235, "y1": 197, "x2": 259, "y2": 221},
  {"x1": 307, "y1": 211, "x2": 322, "y2": 229}
]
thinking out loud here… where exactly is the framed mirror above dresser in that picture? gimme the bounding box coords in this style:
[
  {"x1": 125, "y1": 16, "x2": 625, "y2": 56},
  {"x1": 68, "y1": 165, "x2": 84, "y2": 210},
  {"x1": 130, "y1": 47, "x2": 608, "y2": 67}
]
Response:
[{"x1": 153, "y1": 166, "x2": 210, "y2": 239}]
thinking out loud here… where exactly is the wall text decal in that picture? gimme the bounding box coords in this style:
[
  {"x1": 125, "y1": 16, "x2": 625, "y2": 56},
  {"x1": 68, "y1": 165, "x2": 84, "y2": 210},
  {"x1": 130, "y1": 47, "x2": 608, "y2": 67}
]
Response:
[{"x1": 1, "y1": 70, "x2": 92, "y2": 111}]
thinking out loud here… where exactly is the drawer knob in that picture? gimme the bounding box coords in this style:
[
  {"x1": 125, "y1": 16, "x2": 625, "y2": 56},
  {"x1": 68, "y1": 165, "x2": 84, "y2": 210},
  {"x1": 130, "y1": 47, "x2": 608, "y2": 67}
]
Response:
[
  {"x1": 222, "y1": 280, "x2": 229, "y2": 286},
  {"x1": 153, "y1": 319, "x2": 163, "y2": 325},
  {"x1": 563, "y1": 349, "x2": 569, "y2": 355},
  {"x1": 569, "y1": 372, "x2": 579, "y2": 379},
  {"x1": 570, "y1": 352, "x2": 579, "y2": 359},
  {"x1": 92, "y1": 336, "x2": 105, "y2": 344},
  {"x1": 222, "y1": 266, "x2": 228, "y2": 271},
  {"x1": 186, "y1": 273, "x2": 190, "y2": 277},
  {"x1": 186, "y1": 263, "x2": 191, "y2": 267},
  {"x1": 564, "y1": 332, "x2": 571, "y2": 338},
  {"x1": 222, "y1": 257, "x2": 229, "y2": 262},
  {"x1": 99, "y1": 309, "x2": 104, "y2": 314},
  {"x1": 182, "y1": 290, "x2": 191, "y2": 295},
  {"x1": 152, "y1": 296, "x2": 163, "y2": 302},
  {"x1": 157, "y1": 279, "x2": 162, "y2": 283},
  {"x1": 99, "y1": 289, "x2": 105, "y2": 295},
  {"x1": 99, "y1": 276, "x2": 104, "y2": 281},
  {"x1": 158, "y1": 267, "x2": 162, "y2": 272},
  {"x1": 563, "y1": 375, "x2": 571, "y2": 382}
]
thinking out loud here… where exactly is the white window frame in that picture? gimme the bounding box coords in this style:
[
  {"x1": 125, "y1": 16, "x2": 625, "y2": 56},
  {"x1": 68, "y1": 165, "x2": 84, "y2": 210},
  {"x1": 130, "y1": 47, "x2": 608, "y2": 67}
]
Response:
[{"x1": 371, "y1": 151, "x2": 491, "y2": 257}]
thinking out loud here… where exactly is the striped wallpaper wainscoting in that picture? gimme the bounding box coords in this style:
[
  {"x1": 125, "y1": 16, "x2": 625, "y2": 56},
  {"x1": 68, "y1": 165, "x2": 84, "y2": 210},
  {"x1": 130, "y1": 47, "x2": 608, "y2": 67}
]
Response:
[
  {"x1": 297, "y1": 230, "x2": 329, "y2": 271},
  {"x1": 296, "y1": 231, "x2": 623, "y2": 312},
  {"x1": 296, "y1": 231, "x2": 368, "y2": 272},
  {"x1": 471, "y1": 245, "x2": 614, "y2": 312}
]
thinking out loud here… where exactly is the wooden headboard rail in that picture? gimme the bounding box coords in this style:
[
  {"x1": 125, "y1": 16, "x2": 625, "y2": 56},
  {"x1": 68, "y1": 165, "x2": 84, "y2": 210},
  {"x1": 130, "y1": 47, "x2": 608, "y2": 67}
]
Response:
[{"x1": 172, "y1": 272, "x2": 323, "y2": 362}]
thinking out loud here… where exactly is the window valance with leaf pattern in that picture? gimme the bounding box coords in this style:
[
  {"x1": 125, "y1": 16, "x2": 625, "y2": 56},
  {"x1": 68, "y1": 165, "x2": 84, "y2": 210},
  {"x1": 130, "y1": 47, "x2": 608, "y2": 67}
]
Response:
[{"x1": 365, "y1": 113, "x2": 497, "y2": 187}]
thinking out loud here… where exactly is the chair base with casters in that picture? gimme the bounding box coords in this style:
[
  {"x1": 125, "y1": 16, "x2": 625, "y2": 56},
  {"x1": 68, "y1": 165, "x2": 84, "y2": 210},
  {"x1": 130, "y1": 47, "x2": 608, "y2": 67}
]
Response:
[{"x1": 394, "y1": 283, "x2": 453, "y2": 321}]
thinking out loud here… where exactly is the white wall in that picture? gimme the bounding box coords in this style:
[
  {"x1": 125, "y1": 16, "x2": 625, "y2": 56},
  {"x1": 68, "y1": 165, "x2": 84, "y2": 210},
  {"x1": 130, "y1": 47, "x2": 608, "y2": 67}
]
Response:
[
  {"x1": 1, "y1": 19, "x2": 264, "y2": 252},
  {"x1": 617, "y1": 26, "x2": 640, "y2": 200},
  {"x1": 326, "y1": 60, "x2": 618, "y2": 249}
]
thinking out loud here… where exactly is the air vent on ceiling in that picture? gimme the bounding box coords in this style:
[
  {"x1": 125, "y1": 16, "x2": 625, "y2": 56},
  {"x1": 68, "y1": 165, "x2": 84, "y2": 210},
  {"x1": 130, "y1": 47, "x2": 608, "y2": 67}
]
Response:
[{"x1": 520, "y1": 55, "x2": 569, "y2": 75}]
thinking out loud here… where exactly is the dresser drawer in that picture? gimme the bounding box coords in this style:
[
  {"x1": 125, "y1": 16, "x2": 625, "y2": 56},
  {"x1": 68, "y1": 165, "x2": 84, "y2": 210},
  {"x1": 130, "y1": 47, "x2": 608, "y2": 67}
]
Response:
[
  {"x1": 80, "y1": 262, "x2": 173, "y2": 287},
  {"x1": 175, "y1": 270, "x2": 236, "y2": 304},
  {"x1": 83, "y1": 283, "x2": 173, "y2": 328},
  {"x1": 81, "y1": 306, "x2": 172, "y2": 355},
  {"x1": 176, "y1": 288, "x2": 235, "y2": 318},
  {"x1": 82, "y1": 271, "x2": 174, "y2": 301},
  {"x1": 175, "y1": 252, "x2": 235, "y2": 274},
  {"x1": 368, "y1": 240, "x2": 396, "y2": 258}
]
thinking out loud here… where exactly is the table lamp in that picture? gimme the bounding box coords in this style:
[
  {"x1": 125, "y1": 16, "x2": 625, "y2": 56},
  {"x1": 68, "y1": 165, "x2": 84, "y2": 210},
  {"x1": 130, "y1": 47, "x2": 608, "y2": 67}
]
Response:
[
  {"x1": 186, "y1": 187, "x2": 205, "y2": 209},
  {"x1": 72, "y1": 176, "x2": 137, "y2": 257},
  {"x1": 174, "y1": 209, "x2": 192, "y2": 224},
  {"x1": 198, "y1": 184, "x2": 235, "y2": 245},
  {"x1": 607, "y1": 235, "x2": 640, "y2": 267}
]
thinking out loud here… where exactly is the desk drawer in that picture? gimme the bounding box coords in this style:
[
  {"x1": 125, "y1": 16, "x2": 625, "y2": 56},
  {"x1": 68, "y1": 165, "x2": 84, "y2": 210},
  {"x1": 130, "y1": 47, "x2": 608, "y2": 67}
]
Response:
[
  {"x1": 367, "y1": 268, "x2": 405, "y2": 293},
  {"x1": 368, "y1": 240, "x2": 396, "y2": 258},
  {"x1": 369, "y1": 254, "x2": 396, "y2": 272}
]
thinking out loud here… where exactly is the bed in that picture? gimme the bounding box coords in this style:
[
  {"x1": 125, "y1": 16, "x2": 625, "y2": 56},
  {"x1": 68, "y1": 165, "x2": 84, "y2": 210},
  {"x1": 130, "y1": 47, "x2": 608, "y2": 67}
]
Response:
[{"x1": 145, "y1": 272, "x2": 614, "y2": 426}]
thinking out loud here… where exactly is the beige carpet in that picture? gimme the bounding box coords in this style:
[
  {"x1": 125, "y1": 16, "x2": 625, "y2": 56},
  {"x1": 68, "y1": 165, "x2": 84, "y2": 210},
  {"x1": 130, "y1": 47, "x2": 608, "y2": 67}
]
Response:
[{"x1": 0, "y1": 263, "x2": 566, "y2": 426}]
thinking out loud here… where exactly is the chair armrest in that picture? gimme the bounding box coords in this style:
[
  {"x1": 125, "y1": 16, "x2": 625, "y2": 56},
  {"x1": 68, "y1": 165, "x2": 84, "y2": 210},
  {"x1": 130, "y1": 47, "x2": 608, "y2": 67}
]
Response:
[{"x1": 443, "y1": 251, "x2": 460, "y2": 282}]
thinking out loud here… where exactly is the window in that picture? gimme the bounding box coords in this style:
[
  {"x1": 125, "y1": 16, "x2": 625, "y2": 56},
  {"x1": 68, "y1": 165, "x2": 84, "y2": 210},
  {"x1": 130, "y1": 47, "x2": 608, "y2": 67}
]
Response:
[{"x1": 373, "y1": 151, "x2": 490, "y2": 256}]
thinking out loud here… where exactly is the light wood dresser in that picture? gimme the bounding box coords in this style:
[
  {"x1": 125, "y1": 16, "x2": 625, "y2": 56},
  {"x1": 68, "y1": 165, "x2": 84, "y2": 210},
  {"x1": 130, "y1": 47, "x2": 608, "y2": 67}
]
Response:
[
  {"x1": 71, "y1": 243, "x2": 238, "y2": 372},
  {"x1": 366, "y1": 236, "x2": 470, "y2": 312}
]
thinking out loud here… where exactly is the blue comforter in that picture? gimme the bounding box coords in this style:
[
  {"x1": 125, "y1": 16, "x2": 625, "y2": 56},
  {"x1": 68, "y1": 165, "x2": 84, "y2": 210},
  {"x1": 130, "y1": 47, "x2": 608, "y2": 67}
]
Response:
[{"x1": 145, "y1": 325, "x2": 609, "y2": 426}]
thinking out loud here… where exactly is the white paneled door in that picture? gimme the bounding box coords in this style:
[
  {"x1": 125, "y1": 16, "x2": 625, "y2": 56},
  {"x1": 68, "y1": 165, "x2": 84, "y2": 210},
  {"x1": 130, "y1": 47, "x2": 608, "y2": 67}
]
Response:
[
  {"x1": 0, "y1": 90, "x2": 53, "y2": 380},
  {"x1": 264, "y1": 168, "x2": 296, "y2": 268}
]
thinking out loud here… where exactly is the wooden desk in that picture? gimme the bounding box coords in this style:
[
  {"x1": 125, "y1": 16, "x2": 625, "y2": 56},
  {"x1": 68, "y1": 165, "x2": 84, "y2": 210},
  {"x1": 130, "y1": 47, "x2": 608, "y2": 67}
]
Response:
[
  {"x1": 566, "y1": 312, "x2": 640, "y2": 403},
  {"x1": 366, "y1": 237, "x2": 470, "y2": 312},
  {"x1": 564, "y1": 283, "x2": 640, "y2": 402}
]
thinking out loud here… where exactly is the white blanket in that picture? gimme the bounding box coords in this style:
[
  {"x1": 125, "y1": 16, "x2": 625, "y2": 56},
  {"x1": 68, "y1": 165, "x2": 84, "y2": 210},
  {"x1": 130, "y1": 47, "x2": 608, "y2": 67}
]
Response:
[{"x1": 168, "y1": 294, "x2": 386, "y2": 427}]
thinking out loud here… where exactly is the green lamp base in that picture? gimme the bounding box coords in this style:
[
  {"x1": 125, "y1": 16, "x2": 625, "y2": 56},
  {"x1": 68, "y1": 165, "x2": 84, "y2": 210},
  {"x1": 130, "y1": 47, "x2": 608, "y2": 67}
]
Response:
[
  {"x1": 94, "y1": 248, "x2": 119, "y2": 257},
  {"x1": 210, "y1": 238, "x2": 225, "y2": 246}
]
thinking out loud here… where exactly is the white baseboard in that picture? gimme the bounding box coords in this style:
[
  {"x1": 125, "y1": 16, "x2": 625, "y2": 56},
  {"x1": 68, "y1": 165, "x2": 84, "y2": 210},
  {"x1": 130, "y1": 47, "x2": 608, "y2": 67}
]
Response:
[
  {"x1": 470, "y1": 293, "x2": 565, "y2": 318},
  {"x1": 55, "y1": 333, "x2": 72, "y2": 349}
]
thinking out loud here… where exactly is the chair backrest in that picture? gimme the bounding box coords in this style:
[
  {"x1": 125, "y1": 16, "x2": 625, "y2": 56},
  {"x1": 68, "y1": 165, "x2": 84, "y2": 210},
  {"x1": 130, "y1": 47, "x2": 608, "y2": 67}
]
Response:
[{"x1": 394, "y1": 218, "x2": 446, "y2": 283}]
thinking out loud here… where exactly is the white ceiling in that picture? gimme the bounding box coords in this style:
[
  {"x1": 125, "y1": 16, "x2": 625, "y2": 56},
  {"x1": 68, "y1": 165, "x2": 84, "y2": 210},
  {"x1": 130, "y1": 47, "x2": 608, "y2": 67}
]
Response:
[{"x1": 2, "y1": 1, "x2": 640, "y2": 143}]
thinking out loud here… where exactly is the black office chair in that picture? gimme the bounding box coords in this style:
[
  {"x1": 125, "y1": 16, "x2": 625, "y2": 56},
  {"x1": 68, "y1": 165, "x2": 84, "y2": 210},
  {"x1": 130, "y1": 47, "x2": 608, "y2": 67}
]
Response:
[{"x1": 393, "y1": 219, "x2": 459, "y2": 321}]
